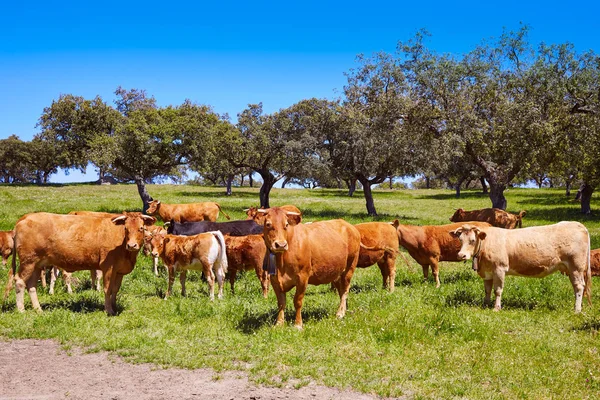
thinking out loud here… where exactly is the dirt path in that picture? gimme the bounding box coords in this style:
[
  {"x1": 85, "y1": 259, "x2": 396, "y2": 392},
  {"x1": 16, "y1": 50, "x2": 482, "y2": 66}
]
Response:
[{"x1": 0, "y1": 339, "x2": 389, "y2": 400}]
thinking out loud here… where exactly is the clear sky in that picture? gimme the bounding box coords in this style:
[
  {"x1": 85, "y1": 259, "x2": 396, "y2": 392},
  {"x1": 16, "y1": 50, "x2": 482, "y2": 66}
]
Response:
[{"x1": 1, "y1": 0, "x2": 598, "y2": 183}]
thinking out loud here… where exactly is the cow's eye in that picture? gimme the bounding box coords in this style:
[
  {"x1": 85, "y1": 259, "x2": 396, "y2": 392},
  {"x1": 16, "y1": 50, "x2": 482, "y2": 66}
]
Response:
[
  {"x1": 469, "y1": 239, "x2": 475, "y2": 245},
  {"x1": 265, "y1": 221, "x2": 272, "y2": 228},
  {"x1": 284, "y1": 223, "x2": 289, "y2": 229},
  {"x1": 139, "y1": 227, "x2": 145, "y2": 232}
]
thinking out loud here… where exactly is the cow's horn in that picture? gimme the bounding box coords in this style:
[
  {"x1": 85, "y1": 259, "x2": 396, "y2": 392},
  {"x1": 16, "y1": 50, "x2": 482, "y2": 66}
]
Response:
[
  {"x1": 111, "y1": 215, "x2": 127, "y2": 223},
  {"x1": 285, "y1": 211, "x2": 301, "y2": 216},
  {"x1": 164, "y1": 221, "x2": 171, "y2": 227},
  {"x1": 257, "y1": 208, "x2": 268, "y2": 213},
  {"x1": 243, "y1": 208, "x2": 250, "y2": 212}
]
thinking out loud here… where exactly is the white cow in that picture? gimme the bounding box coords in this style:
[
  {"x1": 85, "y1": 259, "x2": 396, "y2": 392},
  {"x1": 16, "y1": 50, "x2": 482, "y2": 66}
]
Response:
[{"x1": 451, "y1": 222, "x2": 592, "y2": 313}]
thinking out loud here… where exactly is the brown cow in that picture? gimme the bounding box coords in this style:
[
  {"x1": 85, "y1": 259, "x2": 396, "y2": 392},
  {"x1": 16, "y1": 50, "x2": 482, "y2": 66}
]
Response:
[
  {"x1": 450, "y1": 208, "x2": 526, "y2": 229},
  {"x1": 68, "y1": 211, "x2": 122, "y2": 218},
  {"x1": 354, "y1": 222, "x2": 399, "y2": 292},
  {"x1": 145, "y1": 230, "x2": 228, "y2": 300},
  {"x1": 143, "y1": 225, "x2": 167, "y2": 276},
  {"x1": 451, "y1": 222, "x2": 591, "y2": 312},
  {"x1": 392, "y1": 220, "x2": 491, "y2": 288},
  {"x1": 9, "y1": 212, "x2": 155, "y2": 315},
  {"x1": 591, "y1": 249, "x2": 600, "y2": 277},
  {"x1": 147, "y1": 200, "x2": 230, "y2": 223},
  {"x1": 0, "y1": 230, "x2": 14, "y2": 267},
  {"x1": 225, "y1": 234, "x2": 270, "y2": 297},
  {"x1": 255, "y1": 207, "x2": 360, "y2": 329},
  {"x1": 245, "y1": 205, "x2": 301, "y2": 220}
]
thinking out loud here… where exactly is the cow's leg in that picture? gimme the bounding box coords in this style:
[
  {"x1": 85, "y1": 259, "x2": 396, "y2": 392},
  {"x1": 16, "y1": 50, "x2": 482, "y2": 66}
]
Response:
[
  {"x1": 202, "y1": 262, "x2": 216, "y2": 301},
  {"x1": 15, "y1": 265, "x2": 35, "y2": 312},
  {"x1": 229, "y1": 268, "x2": 237, "y2": 294},
  {"x1": 102, "y1": 268, "x2": 117, "y2": 316},
  {"x1": 293, "y1": 279, "x2": 308, "y2": 329},
  {"x1": 26, "y1": 267, "x2": 42, "y2": 312},
  {"x1": 254, "y1": 264, "x2": 268, "y2": 298},
  {"x1": 568, "y1": 269, "x2": 585, "y2": 313},
  {"x1": 63, "y1": 270, "x2": 73, "y2": 294},
  {"x1": 336, "y1": 269, "x2": 356, "y2": 320},
  {"x1": 91, "y1": 270, "x2": 101, "y2": 292},
  {"x1": 492, "y1": 269, "x2": 506, "y2": 311},
  {"x1": 49, "y1": 267, "x2": 58, "y2": 295},
  {"x1": 431, "y1": 260, "x2": 441, "y2": 288},
  {"x1": 110, "y1": 273, "x2": 124, "y2": 313},
  {"x1": 165, "y1": 266, "x2": 175, "y2": 299},
  {"x1": 483, "y1": 279, "x2": 493, "y2": 307},
  {"x1": 2, "y1": 256, "x2": 7, "y2": 267},
  {"x1": 421, "y1": 264, "x2": 429, "y2": 281},
  {"x1": 215, "y1": 264, "x2": 225, "y2": 300},
  {"x1": 270, "y1": 276, "x2": 286, "y2": 326},
  {"x1": 378, "y1": 256, "x2": 396, "y2": 292},
  {"x1": 40, "y1": 267, "x2": 47, "y2": 288},
  {"x1": 179, "y1": 270, "x2": 187, "y2": 297},
  {"x1": 153, "y1": 257, "x2": 159, "y2": 277}
]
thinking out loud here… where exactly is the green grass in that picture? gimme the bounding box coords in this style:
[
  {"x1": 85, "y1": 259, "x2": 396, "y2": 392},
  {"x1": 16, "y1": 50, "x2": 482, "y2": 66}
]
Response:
[{"x1": 0, "y1": 184, "x2": 599, "y2": 399}]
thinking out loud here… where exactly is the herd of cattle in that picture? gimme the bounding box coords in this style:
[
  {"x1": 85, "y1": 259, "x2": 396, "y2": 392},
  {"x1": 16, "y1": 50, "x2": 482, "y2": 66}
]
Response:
[{"x1": 0, "y1": 201, "x2": 597, "y2": 328}]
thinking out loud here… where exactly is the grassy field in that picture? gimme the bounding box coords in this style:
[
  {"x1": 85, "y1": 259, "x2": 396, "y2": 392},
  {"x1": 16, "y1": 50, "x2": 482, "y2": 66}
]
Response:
[{"x1": 0, "y1": 184, "x2": 599, "y2": 399}]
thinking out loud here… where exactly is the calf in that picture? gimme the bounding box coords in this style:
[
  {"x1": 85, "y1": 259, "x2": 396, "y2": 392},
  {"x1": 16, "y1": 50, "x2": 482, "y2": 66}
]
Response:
[
  {"x1": 225, "y1": 235, "x2": 270, "y2": 297},
  {"x1": 9, "y1": 212, "x2": 155, "y2": 315},
  {"x1": 167, "y1": 219, "x2": 263, "y2": 236},
  {"x1": 392, "y1": 220, "x2": 491, "y2": 288},
  {"x1": 255, "y1": 207, "x2": 360, "y2": 329},
  {"x1": 145, "y1": 230, "x2": 228, "y2": 300},
  {"x1": 451, "y1": 222, "x2": 592, "y2": 312},
  {"x1": 354, "y1": 222, "x2": 399, "y2": 292},
  {"x1": 147, "y1": 200, "x2": 230, "y2": 223},
  {"x1": 0, "y1": 230, "x2": 14, "y2": 267},
  {"x1": 143, "y1": 225, "x2": 167, "y2": 276},
  {"x1": 450, "y1": 208, "x2": 526, "y2": 229}
]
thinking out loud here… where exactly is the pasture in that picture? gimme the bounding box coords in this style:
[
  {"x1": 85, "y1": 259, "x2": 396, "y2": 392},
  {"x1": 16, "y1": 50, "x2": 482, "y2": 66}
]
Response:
[{"x1": 0, "y1": 184, "x2": 599, "y2": 399}]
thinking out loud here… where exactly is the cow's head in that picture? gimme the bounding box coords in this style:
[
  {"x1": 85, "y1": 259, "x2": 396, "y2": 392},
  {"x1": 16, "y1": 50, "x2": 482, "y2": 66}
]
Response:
[
  {"x1": 255, "y1": 207, "x2": 301, "y2": 253},
  {"x1": 146, "y1": 200, "x2": 161, "y2": 215},
  {"x1": 244, "y1": 206, "x2": 258, "y2": 220},
  {"x1": 112, "y1": 212, "x2": 156, "y2": 252},
  {"x1": 144, "y1": 229, "x2": 168, "y2": 258},
  {"x1": 449, "y1": 208, "x2": 465, "y2": 223},
  {"x1": 450, "y1": 224, "x2": 487, "y2": 260},
  {"x1": 143, "y1": 226, "x2": 166, "y2": 256}
]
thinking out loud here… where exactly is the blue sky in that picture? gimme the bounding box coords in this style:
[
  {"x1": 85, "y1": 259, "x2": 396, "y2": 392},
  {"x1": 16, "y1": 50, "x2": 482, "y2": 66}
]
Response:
[{"x1": 1, "y1": 1, "x2": 599, "y2": 183}]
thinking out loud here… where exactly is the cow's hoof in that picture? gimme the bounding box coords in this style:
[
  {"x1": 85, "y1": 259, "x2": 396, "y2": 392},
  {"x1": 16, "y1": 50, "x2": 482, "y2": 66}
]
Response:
[
  {"x1": 293, "y1": 324, "x2": 303, "y2": 331},
  {"x1": 336, "y1": 312, "x2": 345, "y2": 319},
  {"x1": 493, "y1": 307, "x2": 501, "y2": 312}
]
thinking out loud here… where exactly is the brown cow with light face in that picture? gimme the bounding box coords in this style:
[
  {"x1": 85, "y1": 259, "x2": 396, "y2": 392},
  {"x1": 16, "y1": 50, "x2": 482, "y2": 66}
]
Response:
[
  {"x1": 392, "y1": 220, "x2": 491, "y2": 287},
  {"x1": 9, "y1": 212, "x2": 155, "y2": 315},
  {"x1": 147, "y1": 200, "x2": 230, "y2": 223},
  {"x1": 0, "y1": 230, "x2": 14, "y2": 267},
  {"x1": 354, "y1": 222, "x2": 399, "y2": 292},
  {"x1": 451, "y1": 222, "x2": 592, "y2": 312},
  {"x1": 255, "y1": 207, "x2": 361, "y2": 329},
  {"x1": 450, "y1": 208, "x2": 526, "y2": 229},
  {"x1": 143, "y1": 225, "x2": 167, "y2": 276}
]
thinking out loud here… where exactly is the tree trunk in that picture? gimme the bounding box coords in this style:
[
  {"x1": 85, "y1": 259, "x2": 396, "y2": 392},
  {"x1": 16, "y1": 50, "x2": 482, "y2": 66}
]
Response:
[
  {"x1": 336, "y1": 178, "x2": 343, "y2": 189},
  {"x1": 281, "y1": 176, "x2": 292, "y2": 189},
  {"x1": 98, "y1": 168, "x2": 106, "y2": 184},
  {"x1": 480, "y1": 176, "x2": 488, "y2": 194},
  {"x1": 240, "y1": 174, "x2": 245, "y2": 187},
  {"x1": 425, "y1": 176, "x2": 431, "y2": 189},
  {"x1": 258, "y1": 172, "x2": 277, "y2": 208},
  {"x1": 135, "y1": 177, "x2": 154, "y2": 213},
  {"x1": 358, "y1": 176, "x2": 377, "y2": 216},
  {"x1": 249, "y1": 174, "x2": 253, "y2": 188},
  {"x1": 455, "y1": 177, "x2": 465, "y2": 198},
  {"x1": 579, "y1": 183, "x2": 594, "y2": 214},
  {"x1": 225, "y1": 174, "x2": 233, "y2": 196},
  {"x1": 566, "y1": 180, "x2": 571, "y2": 197},
  {"x1": 389, "y1": 176, "x2": 393, "y2": 189},
  {"x1": 347, "y1": 179, "x2": 357, "y2": 197},
  {"x1": 489, "y1": 182, "x2": 507, "y2": 210}
]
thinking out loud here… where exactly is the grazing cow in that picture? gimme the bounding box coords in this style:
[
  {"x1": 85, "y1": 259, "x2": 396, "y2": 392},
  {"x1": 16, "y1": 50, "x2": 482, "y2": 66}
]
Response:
[
  {"x1": 147, "y1": 200, "x2": 230, "y2": 223},
  {"x1": 225, "y1": 234, "x2": 270, "y2": 297},
  {"x1": 167, "y1": 219, "x2": 263, "y2": 236},
  {"x1": 9, "y1": 212, "x2": 155, "y2": 315},
  {"x1": 145, "y1": 230, "x2": 228, "y2": 300},
  {"x1": 255, "y1": 207, "x2": 360, "y2": 329},
  {"x1": 590, "y1": 249, "x2": 600, "y2": 277},
  {"x1": 450, "y1": 208, "x2": 526, "y2": 229},
  {"x1": 245, "y1": 205, "x2": 302, "y2": 220},
  {"x1": 143, "y1": 225, "x2": 167, "y2": 276},
  {"x1": 451, "y1": 222, "x2": 592, "y2": 312},
  {"x1": 0, "y1": 230, "x2": 14, "y2": 267},
  {"x1": 354, "y1": 222, "x2": 399, "y2": 292},
  {"x1": 392, "y1": 220, "x2": 491, "y2": 288}
]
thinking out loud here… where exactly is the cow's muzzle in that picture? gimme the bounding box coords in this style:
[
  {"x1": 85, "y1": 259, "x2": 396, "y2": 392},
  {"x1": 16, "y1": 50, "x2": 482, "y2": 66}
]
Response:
[
  {"x1": 271, "y1": 241, "x2": 288, "y2": 252},
  {"x1": 457, "y1": 252, "x2": 470, "y2": 261},
  {"x1": 126, "y1": 242, "x2": 140, "y2": 251},
  {"x1": 151, "y1": 252, "x2": 159, "y2": 258}
]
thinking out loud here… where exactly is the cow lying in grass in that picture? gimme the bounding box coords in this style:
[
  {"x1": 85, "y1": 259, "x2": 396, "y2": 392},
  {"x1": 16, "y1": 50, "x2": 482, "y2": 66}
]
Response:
[
  {"x1": 145, "y1": 230, "x2": 228, "y2": 300},
  {"x1": 451, "y1": 222, "x2": 592, "y2": 312},
  {"x1": 450, "y1": 208, "x2": 526, "y2": 229},
  {"x1": 147, "y1": 200, "x2": 230, "y2": 223}
]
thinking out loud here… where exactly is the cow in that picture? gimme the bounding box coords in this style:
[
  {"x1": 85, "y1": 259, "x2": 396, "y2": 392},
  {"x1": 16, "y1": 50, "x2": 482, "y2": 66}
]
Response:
[
  {"x1": 590, "y1": 249, "x2": 600, "y2": 277},
  {"x1": 451, "y1": 222, "x2": 592, "y2": 312},
  {"x1": 225, "y1": 234, "x2": 270, "y2": 297},
  {"x1": 255, "y1": 207, "x2": 361, "y2": 329},
  {"x1": 68, "y1": 211, "x2": 122, "y2": 218},
  {"x1": 8, "y1": 212, "x2": 155, "y2": 315},
  {"x1": 166, "y1": 219, "x2": 263, "y2": 236},
  {"x1": 143, "y1": 225, "x2": 167, "y2": 276},
  {"x1": 354, "y1": 222, "x2": 399, "y2": 292},
  {"x1": 144, "y1": 230, "x2": 228, "y2": 300},
  {"x1": 449, "y1": 208, "x2": 526, "y2": 229},
  {"x1": 245, "y1": 205, "x2": 301, "y2": 220},
  {"x1": 392, "y1": 220, "x2": 492, "y2": 288},
  {"x1": 146, "y1": 200, "x2": 230, "y2": 223},
  {"x1": 0, "y1": 230, "x2": 14, "y2": 267}
]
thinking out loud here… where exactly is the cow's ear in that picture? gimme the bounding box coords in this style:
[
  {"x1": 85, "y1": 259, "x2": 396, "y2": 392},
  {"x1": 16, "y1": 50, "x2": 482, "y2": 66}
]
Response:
[
  {"x1": 286, "y1": 212, "x2": 301, "y2": 226},
  {"x1": 449, "y1": 228, "x2": 462, "y2": 237},
  {"x1": 111, "y1": 215, "x2": 127, "y2": 225},
  {"x1": 142, "y1": 215, "x2": 156, "y2": 226},
  {"x1": 164, "y1": 237, "x2": 170, "y2": 244},
  {"x1": 391, "y1": 219, "x2": 400, "y2": 228},
  {"x1": 477, "y1": 231, "x2": 487, "y2": 240},
  {"x1": 253, "y1": 209, "x2": 268, "y2": 224}
]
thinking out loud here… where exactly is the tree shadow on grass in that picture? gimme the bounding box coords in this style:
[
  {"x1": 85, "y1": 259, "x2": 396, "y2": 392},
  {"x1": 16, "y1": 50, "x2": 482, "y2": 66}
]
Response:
[
  {"x1": 444, "y1": 289, "x2": 559, "y2": 311},
  {"x1": 236, "y1": 307, "x2": 331, "y2": 334},
  {"x1": 415, "y1": 191, "x2": 489, "y2": 201},
  {"x1": 524, "y1": 207, "x2": 600, "y2": 223},
  {"x1": 42, "y1": 296, "x2": 107, "y2": 313},
  {"x1": 573, "y1": 316, "x2": 600, "y2": 332},
  {"x1": 302, "y1": 209, "x2": 418, "y2": 222},
  {"x1": 441, "y1": 269, "x2": 478, "y2": 284}
]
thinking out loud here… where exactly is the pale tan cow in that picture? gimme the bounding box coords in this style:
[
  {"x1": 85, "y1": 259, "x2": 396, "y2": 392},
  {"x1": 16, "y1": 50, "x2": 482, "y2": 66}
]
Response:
[
  {"x1": 451, "y1": 222, "x2": 592, "y2": 313},
  {"x1": 147, "y1": 200, "x2": 230, "y2": 223}
]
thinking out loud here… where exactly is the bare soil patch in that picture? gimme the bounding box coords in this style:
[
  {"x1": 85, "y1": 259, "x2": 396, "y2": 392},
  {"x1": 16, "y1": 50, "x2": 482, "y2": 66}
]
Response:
[{"x1": 0, "y1": 339, "x2": 389, "y2": 400}]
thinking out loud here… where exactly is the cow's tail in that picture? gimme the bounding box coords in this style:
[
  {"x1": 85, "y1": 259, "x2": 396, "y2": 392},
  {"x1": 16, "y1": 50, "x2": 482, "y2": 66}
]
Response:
[
  {"x1": 216, "y1": 204, "x2": 231, "y2": 220},
  {"x1": 3, "y1": 234, "x2": 17, "y2": 302},
  {"x1": 585, "y1": 229, "x2": 592, "y2": 307},
  {"x1": 211, "y1": 231, "x2": 228, "y2": 275},
  {"x1": 517, "y1": 210, "x2": 527, "y2": 228}
]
